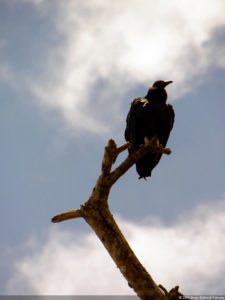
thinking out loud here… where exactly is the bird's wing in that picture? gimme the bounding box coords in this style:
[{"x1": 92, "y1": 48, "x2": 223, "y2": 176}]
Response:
[
  {"x1": 124, "y1": 99, "x2": 140, "y2": 142},
  {"x1": 157, "y1": 103, "x2": 175, "y2": 148},
  {"x1": 166, "y1": 104, "x2": 175, "y2": 131},
  {"x1": 124, "y1": 98, "x2": 155, "y2": 148}
]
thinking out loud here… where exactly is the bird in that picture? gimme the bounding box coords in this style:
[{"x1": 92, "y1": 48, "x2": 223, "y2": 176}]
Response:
[{"x1": 124, "y1": 80, "x2": 175, "y2": 179}]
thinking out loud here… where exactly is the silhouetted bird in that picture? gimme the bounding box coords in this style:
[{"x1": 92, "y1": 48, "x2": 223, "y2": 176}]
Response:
[{"x1": 125, "y1": 80, "x2": 175, "y2": 179}]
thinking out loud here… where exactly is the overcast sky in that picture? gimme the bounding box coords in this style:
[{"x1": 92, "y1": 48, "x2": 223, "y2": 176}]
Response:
[{"x1": 1, "y1": 0, "x2": 225, "y2": 295}]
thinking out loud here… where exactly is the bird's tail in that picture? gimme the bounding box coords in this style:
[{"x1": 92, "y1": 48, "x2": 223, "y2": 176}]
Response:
[
  {"x1": 138, "y1": 176, "x2": 147, "y2": 181},
  {"x1": 136, "y1": 158, "x2": 152, "y2": 179}
]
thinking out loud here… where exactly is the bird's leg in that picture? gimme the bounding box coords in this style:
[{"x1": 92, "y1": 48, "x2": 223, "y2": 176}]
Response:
[
  {"x1": 155, "y1": 137, "x2": 160, "y2": 147},
  {"x1": 144, "y1": 136, "x2": 150, "y2": 144},
  {"x1": 144, "y1": 135, "x2": 159, "y2": 146},
  {"x1": 143, "y1": 136, "x2": 171, "y2": 155},
  {"x1": 140, "y1": 136, "x2": 154, "y2": 147}
]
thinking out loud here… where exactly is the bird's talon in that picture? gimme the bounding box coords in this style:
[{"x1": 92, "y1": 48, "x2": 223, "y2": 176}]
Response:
[{"x1": 144, "y1": 136, "x2": 150, "y2": 144}]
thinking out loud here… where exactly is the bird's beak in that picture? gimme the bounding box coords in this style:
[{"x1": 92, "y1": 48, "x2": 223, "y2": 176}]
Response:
[{"x1": 163, "y1": 80, "x2": 173, "y2": 87}]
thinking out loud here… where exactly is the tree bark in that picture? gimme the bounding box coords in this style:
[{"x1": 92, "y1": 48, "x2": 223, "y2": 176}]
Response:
[{"x1": 52, "y1": 138, "x2": 183, "y2": 300}]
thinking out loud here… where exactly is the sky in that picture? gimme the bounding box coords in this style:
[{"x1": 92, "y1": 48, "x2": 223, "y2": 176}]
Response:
[{"x1": 1, "y1": 0, "x2": 225, "y2": 295}]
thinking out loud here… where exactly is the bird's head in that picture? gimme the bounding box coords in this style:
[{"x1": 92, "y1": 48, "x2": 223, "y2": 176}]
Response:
[
  {"x1": 152, "y1": 80, "x2": 173, "y2": 89},
  {"x1": 146, "y1": 80, "x2": 173, "y2": 103}
]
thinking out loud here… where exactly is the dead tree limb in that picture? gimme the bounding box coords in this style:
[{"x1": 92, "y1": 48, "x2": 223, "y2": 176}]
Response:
[{"x1": 51, "y1": 138, "x2": 183, "y2": 300}]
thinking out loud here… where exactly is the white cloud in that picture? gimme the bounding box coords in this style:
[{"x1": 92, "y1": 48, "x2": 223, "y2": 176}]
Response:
[
  {"x1": 7, "y1": 197, "x2": 225, "y2": 295},
  {"x1": 24, "y1": 0, "x2": 225, "y2": 134}
]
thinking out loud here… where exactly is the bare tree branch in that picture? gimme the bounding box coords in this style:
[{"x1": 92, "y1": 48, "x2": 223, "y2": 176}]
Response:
[
  {"x1": 52, "y1": 209, "x2": 82, "y2": 223},
  {"x1": 51, "y1": 138, "x2": 183, "y2": 300}
]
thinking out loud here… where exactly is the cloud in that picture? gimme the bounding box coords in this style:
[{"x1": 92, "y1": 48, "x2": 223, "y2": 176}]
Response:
[
  {"x1": 0, "y1": 40, "x2": 11, "y2": 82},
  {"x1": 7, "y1": 197, "x2": 225, "y2": 295},
  {"x1": 0, "y1": 63, "x2": 11, "y2": 82},
  {"x1": 17, "y1": 0, "x2": 225, "y2": 134}
]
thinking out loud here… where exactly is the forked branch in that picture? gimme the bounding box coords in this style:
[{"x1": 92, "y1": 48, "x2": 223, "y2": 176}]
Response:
[{"x1": 51, "y1": 138, "x2": 183, "y2": 300}]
